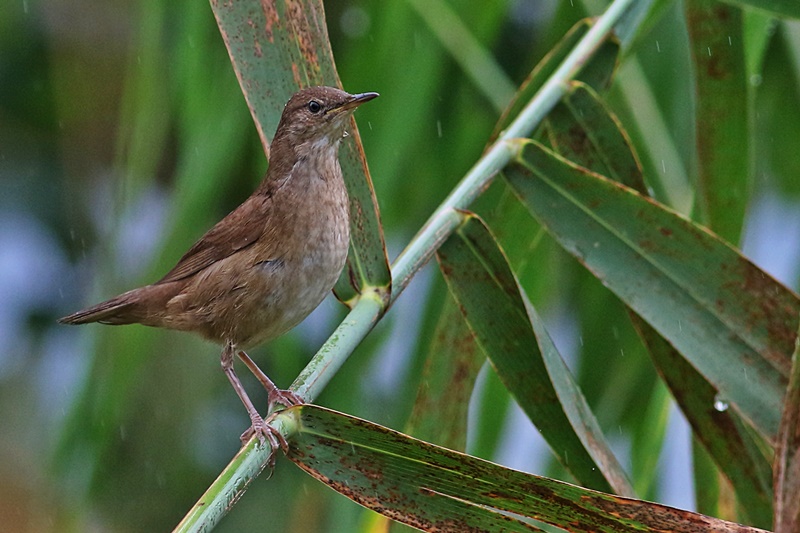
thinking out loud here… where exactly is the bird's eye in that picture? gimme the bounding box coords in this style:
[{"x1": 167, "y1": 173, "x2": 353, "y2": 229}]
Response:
[{"x1": 307, "y1": 100, "x2": 322, "y2": 114}]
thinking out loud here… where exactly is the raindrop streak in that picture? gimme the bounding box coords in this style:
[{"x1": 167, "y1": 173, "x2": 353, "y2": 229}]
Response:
[
  {"x1": 436, "y1": 119, "x2": 442, "y2": 138},
  {"x1": 656, "y1": 40, "x2": 661, "y2": 52},
  {"x1": 713, "y1": 395, "x2": 729, "y2": 412}
]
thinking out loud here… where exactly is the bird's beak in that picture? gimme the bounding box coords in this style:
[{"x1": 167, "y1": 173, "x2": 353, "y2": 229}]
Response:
[{"x1": 330, "y1": 92, "x2": 380, "y2": 114}]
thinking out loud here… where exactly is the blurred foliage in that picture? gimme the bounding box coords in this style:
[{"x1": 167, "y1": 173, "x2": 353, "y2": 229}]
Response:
[{"x1": 2, "y1": 0, "x2": 799, "y2": 531}]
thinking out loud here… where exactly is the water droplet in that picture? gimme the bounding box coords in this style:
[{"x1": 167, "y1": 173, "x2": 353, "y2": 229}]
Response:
[
  {"x1": 750, "y1": 74, "x2": 762, "y2": 87},
  {"x1": 713, "y1": 394, "x2": 729, "y2": 412}
]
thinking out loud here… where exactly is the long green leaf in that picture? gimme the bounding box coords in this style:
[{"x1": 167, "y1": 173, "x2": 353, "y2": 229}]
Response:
[
  {"x1": 547, "y1": 85, "x2": 671, "y2": 500},
  {"x1": 686, "y1": 0, "x2": 750, "y2": 243},
  {"x1": 505, "y1": 140, "x2": 798, "y2": 441},
  {"x1": 544, "y1": 81, "x2": 774, "y2": 525},
  {"x1": 693, "y1": 438, "x2": 723, "y2": 520},
  {"x1": 285, "y1": 405, "x2": 768, "y2": 533},
  {"x1": 404, "y1": 294, "x2": 484, "y2": 451},
  {"x1": 722, "y1": 0, "x2": 800, "y2": 19},
  {"x1": 636, "y1": 320, "x2": 774, "y2": 527},
  {"x1": 209, "y1": 0, "x2": 390, "y2": 302},
  {"x1": 437, "y1": 213, "x2": 632, "y2": 496},
  {"x1": 545, "y1": 81, "x2": 645, "y2": 193}
]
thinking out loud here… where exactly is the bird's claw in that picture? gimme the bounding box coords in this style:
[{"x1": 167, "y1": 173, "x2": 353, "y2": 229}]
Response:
[
  {"x1": 240, "y1": 414, "x2": 289, "y2": 469},
  {"x1": 268, "y1": 388, "x2": 304, "y2": 410}
]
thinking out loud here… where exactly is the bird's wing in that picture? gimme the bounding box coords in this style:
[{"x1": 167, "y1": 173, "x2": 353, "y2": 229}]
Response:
[{"x1": 156, "y1": 194, "x2": 271, "y2": 284}]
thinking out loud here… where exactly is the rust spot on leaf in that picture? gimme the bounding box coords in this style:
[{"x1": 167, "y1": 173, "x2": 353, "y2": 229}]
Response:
[
  {"x1": 291, "y1": 62, "x2": 302, "y2": 86},
  {"x1": 705, "y1": 54, "x2": 730, "y2": 81},
  {"x1": 263, "y1": 0, "x2": 278, "y2": 43},
  {"x1": 739, "y1": 262, "x2": 797, "y2": 373},
  {"x1": 286, "y1": 0, "x2": 320, "y2": 70},
  {"x1": 713, "y1": 3, "x2": 731, "y2": 22}
]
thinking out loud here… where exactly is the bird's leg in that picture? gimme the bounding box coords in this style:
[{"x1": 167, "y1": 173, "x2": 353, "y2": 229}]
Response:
[
  {"x1": 221, "y1": 342, "x2": 285, "y2": 455},
  {"x1": 237, "y1": 350, "x2": 305, "y2": 410}
]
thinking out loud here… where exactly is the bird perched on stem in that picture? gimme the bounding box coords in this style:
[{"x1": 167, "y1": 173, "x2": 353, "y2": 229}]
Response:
[{"x1": 60, "y1": 86, "x2": 379, "y2": 453}]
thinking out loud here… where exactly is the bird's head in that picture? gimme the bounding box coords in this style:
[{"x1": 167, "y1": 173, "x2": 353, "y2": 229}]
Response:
[{"x1": 274, "y1": 86, "x2": 379, "y2": 146}]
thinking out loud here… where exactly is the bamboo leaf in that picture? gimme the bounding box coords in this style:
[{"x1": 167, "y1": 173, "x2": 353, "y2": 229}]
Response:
[
  {"x1": 544, "y1": 81, "x2": 774, "y2": 526},
  {"x1": 505, "y1": 141, "x2": 798, "y2": 441},
  {"x1": 637, "y1": 320, "x2": 774, "y2": 527},
  {"x1": 437, "y1": 213, "x2": 633, "y2": 496},
  {"x1": 686, "y1": 0, "x2": 750, "y2": 243},
  {"x1": 722, "y1": 0, "x2": 800, "y2": 19},
  {"x1": 285, "y1": 405, "x2": 768, "y2": 533},
  {"x1": 545, "y1": 81, "x2": 646, "y2": 193},
  {"x1": 404, "y1": 294, "x2": 484, "y2": 451}
]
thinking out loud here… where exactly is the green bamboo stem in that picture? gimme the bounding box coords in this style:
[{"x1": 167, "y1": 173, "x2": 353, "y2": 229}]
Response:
[
  {"x1": 291, "y1": 289, "x2": 385, "y2": 400},
  {"x1": 175, "y1": 0, "x2": 636, "y2": 530}
]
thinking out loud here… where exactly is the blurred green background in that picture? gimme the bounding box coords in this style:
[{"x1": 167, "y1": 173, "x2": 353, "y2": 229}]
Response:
[{"x1": 2, "y1": 0, "x2": 799, "y2": 531}]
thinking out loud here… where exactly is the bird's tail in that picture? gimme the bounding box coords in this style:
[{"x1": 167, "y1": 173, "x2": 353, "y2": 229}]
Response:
[{"x1": 58, "y1": 289, "x2": 145, "y2": 325}]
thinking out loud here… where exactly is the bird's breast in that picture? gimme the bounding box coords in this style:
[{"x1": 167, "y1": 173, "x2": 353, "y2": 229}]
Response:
[{"x1": 243, "y1": 161, "x2": 350, "y2": 346}]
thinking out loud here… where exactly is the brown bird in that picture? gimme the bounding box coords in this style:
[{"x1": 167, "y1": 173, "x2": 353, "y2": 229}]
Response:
[{"x1": 60, "y1": 86, "x2": 379, "y2": 449}]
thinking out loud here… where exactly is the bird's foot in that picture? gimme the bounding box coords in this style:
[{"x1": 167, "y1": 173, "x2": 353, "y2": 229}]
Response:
[
  {"x1": 240, "y1": 413, "x2": 289, "y2": 469},
  {"x1": 268, "y1": 388, "x2": 305, "y2": 411}
]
